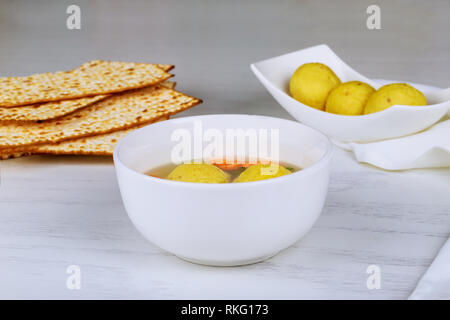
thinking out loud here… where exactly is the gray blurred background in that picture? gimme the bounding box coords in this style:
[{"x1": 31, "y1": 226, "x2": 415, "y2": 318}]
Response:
[{"x1": 0, "y1": 0, "x2": 448, "y2": 119}]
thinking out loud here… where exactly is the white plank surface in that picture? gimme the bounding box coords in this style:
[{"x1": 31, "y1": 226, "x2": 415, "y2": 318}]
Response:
[{"x1": 0, "y1": 0, "x2": 449, "y2": 299}]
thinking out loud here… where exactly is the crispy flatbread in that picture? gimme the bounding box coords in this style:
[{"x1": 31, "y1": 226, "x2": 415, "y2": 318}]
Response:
[
  {"x1": 156, "y1": 64, "x2": 174, "y2": 72},
  {"x1": 0, "y1": 78, "x2": 176, "y2": 122},
  {"x1": 0, "y1": 116, "x2": 169, "y2": 159},
  {"x1": 0, "y1": 84, "x2": 200, "y2": 149},
  {"x1": 0, "y1": 60, "x2": 173, "y2": 107},
  {"x1": 0, "y1": 152, "x2": 30, "y2": 160},
  {"x1": 0, "y1": 95, "x2": 110, "y2": 121},
  {"x1": 159, "y1": 81, "x2": 176, "y2": 90}
]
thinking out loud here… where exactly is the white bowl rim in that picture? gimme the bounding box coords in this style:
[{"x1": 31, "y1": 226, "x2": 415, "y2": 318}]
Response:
[
  {"x1": 250, "y1": 50, "x2": 446, "y2": 120},
  {"x1": 113, "y1": 114, "x2": 333, "y2": 189}
]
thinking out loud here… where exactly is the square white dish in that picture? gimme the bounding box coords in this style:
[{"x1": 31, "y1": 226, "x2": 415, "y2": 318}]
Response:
[{"x1": 251, "y1": 44, "x2": 450, "y2": 143}]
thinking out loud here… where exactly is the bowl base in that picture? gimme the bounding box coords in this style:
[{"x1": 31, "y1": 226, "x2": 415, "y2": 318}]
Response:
[{"x1": 175, "y1": 252, "x2": 279, "y2": 267}]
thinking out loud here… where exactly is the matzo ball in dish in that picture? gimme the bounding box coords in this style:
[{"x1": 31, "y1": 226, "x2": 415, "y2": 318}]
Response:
[
  {"x1": 289, "y1": 62, "x2": 341, "y2": 110},
  {"x1": 325, "y1": 81, "x2": 375, "y2": 115},
  {"x1": 364, "y1": 83, "x2": 427, "y2": 114}
]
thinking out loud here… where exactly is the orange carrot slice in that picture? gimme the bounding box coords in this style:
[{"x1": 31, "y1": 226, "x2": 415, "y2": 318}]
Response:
[{"x1": 210, "y1": 159, "x2": 270, "y2": 171}]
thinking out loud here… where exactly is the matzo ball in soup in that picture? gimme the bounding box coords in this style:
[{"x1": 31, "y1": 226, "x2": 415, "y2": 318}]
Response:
[
  {"x1": 167, "y1": 163, "x2": 229, "y2": 183},
  {"x1": 146, "y1": 160, "x2": 300, "y2": 184},
  {"x1": 233, "y1": 163, "x2": 292, "y2": 183}
]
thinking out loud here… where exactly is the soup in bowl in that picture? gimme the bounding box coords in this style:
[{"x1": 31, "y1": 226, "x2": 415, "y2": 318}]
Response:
[{"x1": 113, "y1": 114, "x2": 333, "y2": 266}]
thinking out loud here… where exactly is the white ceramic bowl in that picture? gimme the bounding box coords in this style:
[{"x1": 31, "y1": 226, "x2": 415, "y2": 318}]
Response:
[
  {"x1": 113, "y1": 115, "x2": 333, "y2": 266},
  {"x1": 251, "y1": 44, "x2": 450, "y2": 143}
]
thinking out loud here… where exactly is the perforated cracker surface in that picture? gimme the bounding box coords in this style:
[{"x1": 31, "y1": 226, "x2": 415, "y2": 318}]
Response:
[
  {"x1": 0, "y1": 85, "x2": 201, "y2": 149},
  {"x1": 0, "y1": 60, "x2": 173, "y2": 107},
  {"x1": 0, "y1": 79, "x2": 175, "y2": 122}
]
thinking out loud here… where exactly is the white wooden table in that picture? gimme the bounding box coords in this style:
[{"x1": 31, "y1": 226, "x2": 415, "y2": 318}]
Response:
[{"x1": 0, "y1": 0, "x2": 449, "y2": 299}]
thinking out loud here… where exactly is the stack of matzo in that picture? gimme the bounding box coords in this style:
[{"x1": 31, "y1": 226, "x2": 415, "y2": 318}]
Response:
[{"x1": 0, "y1": 61, "x2": 202, "y2": 160}]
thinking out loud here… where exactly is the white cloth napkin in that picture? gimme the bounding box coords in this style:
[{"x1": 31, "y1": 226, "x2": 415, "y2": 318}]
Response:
[
  {"x1": 409, "y1": 238, "x2": 450, "y2": 300},
  {"x1": 334, "y1": 118, "x2": 450, "y2": 170}
]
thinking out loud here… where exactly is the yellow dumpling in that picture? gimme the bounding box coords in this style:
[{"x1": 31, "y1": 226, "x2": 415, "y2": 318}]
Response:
[
  {"x1": 167, "y1": 163, "x2": 229, "y2": 183},
  {"x1": 364, "y1": 83, "x2": 427, "y2": 114},
  {"x1": 289, "y1": 63, "x2": 341, "y2": 110},
  {"x1": 325, "y1": 81, "x2": 375, "y2": 115},
  {"x1": 233, "y1": 164, "x2": 292, "y2": 183}
]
